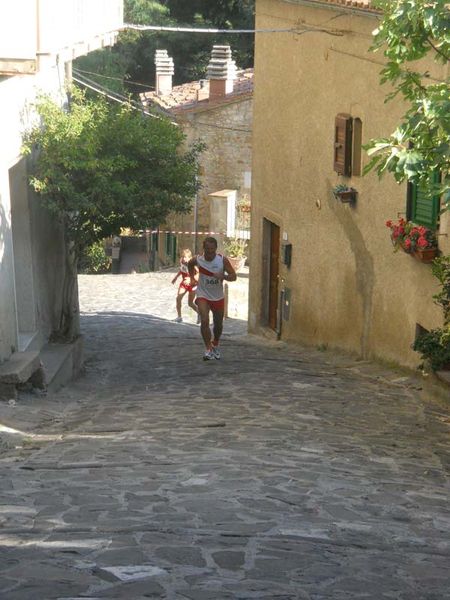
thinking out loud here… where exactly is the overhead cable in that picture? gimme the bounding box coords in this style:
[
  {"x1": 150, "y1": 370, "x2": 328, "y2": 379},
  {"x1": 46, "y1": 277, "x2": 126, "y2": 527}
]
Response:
[
  {"x1": 123, "y1": 23, "x2": 343, "y2": 36},
  {"x1": 72, "y1": 74, "x2": 177, "y2": 124}
]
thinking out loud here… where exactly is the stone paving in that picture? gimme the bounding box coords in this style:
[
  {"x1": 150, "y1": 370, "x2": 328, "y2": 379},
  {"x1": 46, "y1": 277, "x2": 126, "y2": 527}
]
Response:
[{"x1": 0, "y1": 271, "x2": 450, "y2": 599}]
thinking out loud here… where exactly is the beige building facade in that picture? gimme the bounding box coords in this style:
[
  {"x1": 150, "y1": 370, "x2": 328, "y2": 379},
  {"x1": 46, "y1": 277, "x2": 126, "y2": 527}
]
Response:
[
  {"x1": 141, "y1": 46, "x2": 253, "y2": 265},
  {"x1": 249, "y1": 0, "x2": 449, "y2": 369}
]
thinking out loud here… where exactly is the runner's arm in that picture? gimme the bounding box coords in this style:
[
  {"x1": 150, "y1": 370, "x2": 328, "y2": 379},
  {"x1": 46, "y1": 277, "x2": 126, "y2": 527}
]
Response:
[
  {"x1": 223, "y1": 257, "x2": 237, "y2": 282},
  {"x1": 188, "y1": 257, "x2": 198, "y2": 286},
  {"x1": 171, "y1": 271, "x2": 181, "y2": 285}
]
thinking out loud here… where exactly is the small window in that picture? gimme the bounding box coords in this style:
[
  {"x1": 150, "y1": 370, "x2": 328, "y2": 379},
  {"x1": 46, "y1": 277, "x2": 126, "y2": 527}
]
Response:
[
  {"x1": 334, "y1": 113, "x2": 352, "y2": 177},
  {"x1": 407, "y1": 172, "x2": 441, "y2": 230}
]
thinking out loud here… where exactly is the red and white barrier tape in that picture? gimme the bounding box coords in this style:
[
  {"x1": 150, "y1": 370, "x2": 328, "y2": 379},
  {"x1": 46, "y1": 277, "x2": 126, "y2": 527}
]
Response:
[{"x1": 145, "y1": 230, "x2": 226, "y2": 235}]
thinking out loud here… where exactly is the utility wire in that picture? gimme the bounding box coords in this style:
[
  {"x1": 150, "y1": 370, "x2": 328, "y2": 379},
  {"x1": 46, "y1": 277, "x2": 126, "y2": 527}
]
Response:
[
  {"x1": 123, "y1": 23, "x2": 343, "y2": 36},
  {"x1": 74, "y1": 67, "x2": 156, "y2": 90},
  {"x1": 74, "y1": 69, "x2": 253, "y2": 132},
  {"x1": 124, "y1": 24, "x2": 296, "y2": 34},
  {"x1": 72, "y1": 74, "x2": 177, "y2": 124}
]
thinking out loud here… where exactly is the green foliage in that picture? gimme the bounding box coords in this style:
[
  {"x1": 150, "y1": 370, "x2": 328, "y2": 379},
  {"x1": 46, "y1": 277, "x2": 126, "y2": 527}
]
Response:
[
  {"x1": 78, "y1": 241, "x2": 112, "y2": 274},
  {"x1": 413, "y1": 327, "x2": 450, "y2": 370},
  {"x1": 413, "y1": 255, "x2": 450, "y2": 370},
  {"x1": 22, "y1": 87, "x2": 202, "y2": 257},
  {"x1": 21, "y1": 87, "x2": 202, "y2": 339},
  {"x1": 431, "y1": 255, "x2": 450, "y2": 322},
  {"x1": 223, "y1": 236, "x2": 247, "y2": 257},
  {"x1": 74, "y1": 47, "x2": 129, "y2": 95},
  {"x1": 75, "y1": 0, "x2": 255, "y2": 97},
  {"x1": 364, "y1": 0, "x2": 450, "y2": 209}
]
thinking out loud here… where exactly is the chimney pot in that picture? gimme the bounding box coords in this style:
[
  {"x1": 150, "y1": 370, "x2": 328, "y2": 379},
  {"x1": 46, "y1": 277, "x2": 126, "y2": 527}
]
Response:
[
  {"x1": 155, "y1": 49, "x2": 174, "y2": 96},
  {"x1": 206, "y1": 45, "x2": 236, "y2": 99}
]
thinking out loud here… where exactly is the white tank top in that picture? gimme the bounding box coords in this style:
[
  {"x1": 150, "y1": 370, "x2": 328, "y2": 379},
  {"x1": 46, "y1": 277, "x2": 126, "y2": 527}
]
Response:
[{"x1": 196, "y1": 253, "x2": 224, "y2": 301}]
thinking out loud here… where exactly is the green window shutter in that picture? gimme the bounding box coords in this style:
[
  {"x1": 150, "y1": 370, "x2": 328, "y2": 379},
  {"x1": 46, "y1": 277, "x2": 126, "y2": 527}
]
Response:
[
  {"x1": 151, "y1": 232, "x2": 159, "y2": 251},
  {"x1": 165, "y1": 232, "x2": 171, "y2": 255},
  {"x1": 408, "y1": 172, "x2": 440, "y2": 230},
  {"x1": 171, "y1": 235, "x2": 177, "y2": 263}
]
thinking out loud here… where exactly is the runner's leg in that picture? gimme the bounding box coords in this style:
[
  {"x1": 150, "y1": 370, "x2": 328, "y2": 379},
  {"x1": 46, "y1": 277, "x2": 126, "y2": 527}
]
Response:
[
  {"x1": 188, "y1": 290, "x2": 198, "y2": 313},
  {"x1": 212, "y1": 308, "x2": 224, "y2": 346},
  {"x1": 196, "y1": 299, "x2": 212, "y2": 349},
  {"x1": 176, "y1": 288, "x2": 187, "y2": 318}
]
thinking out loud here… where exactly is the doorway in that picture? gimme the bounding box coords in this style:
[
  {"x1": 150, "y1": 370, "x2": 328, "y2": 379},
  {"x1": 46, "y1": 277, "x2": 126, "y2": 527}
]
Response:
[{"x1": 262, "y1": 218, "x2": 280, "y2": 330}]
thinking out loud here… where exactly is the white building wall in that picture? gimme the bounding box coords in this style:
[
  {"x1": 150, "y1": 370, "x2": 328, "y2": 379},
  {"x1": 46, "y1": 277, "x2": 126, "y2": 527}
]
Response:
[{"x1": 0, "y1": 0, "x2": 123, "y2": 363}]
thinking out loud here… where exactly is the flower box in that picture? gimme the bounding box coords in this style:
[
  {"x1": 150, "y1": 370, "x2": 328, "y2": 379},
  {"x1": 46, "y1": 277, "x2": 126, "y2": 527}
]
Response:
[
  {"x1": 333, "y1": 185, "x2": 357, "y2": 203},
  {"x1": 386, "y1": 218, "x2": 438, "y2": 263},
  {"x1": 413, "y1": 247, "x2": 438, "y2": 263}
]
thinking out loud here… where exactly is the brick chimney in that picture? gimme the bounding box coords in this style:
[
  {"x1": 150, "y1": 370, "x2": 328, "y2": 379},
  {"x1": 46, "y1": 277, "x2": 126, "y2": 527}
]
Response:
[
  {"x1": 154, "y1": 49, "x2": 174, "y2": 96},
  {"x1": 206, "y1": 45, "x2": 236, "y2": 100}
]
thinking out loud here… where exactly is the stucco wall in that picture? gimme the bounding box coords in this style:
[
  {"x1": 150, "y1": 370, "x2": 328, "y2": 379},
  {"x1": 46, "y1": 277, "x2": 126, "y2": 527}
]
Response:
[
  {"x1": 0, "y1": 66, "x2": 73, "y2": 363},
  {"x1": 160, "y1": 97, "x2": 253, "y2": 260},
  {"x1": 250, "y1": 0, "x2": 448, "y2": 369}
]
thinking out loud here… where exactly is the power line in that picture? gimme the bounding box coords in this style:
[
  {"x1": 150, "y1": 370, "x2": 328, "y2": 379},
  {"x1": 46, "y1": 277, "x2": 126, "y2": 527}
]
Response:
[
  {"x1": 123, "y1": 23, "x2": 343, "y2": 37},
  {"x1": 124, "y1": 24, "x2": 296, "y2": 34},
  {"x1": 72, "y1": 74, "x2": 177, "y2": 123},
  {"x1": 74, "y1": 67, "x2": 156, "y2": 90}
]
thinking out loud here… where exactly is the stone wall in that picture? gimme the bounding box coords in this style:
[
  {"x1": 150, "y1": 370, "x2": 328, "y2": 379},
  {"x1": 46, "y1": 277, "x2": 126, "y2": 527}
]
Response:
[{"x1": 158, "y1": 97, "x2": 253, "y2": 263}]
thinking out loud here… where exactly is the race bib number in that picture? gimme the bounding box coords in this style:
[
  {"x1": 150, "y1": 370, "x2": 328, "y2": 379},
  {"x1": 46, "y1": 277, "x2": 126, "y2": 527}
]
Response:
[{"x1": 205, "y1": 277, "x2": 219, "y2": 285}]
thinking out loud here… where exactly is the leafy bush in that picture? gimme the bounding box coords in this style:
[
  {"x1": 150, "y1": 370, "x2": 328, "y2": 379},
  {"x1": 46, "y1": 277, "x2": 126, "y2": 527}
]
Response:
[
  {"x1": 223, "y1": 237, "x2": 248, "y2": 257},
  {"x1": 413, "y1": 328, "x2": 450, "y2": 371},
  {"x1": 78, "y1": 241, "x2": 111, "y2": 274}
]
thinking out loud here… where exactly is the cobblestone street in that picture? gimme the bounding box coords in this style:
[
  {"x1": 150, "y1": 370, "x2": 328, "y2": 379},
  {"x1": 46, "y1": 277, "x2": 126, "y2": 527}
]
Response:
[{"x1": 0, "y1": 272, "x2": 449, "y2": 599}]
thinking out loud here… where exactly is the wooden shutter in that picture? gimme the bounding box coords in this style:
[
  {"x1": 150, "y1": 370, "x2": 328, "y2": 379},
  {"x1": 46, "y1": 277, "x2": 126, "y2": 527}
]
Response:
[
  {"x1": 334, "y1": 114, "x2": 353, "y2": 176},
  {"x1": 407, "y1": 172, "x2": 440, "y2": 229}
]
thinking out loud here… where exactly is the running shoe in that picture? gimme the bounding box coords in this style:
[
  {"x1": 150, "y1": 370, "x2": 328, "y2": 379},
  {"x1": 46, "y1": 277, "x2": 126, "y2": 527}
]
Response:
[
  {"x1": 174, "y1": 317, "x2": 183, "y2": 323},
  {"x1": 212, "y1": 346, "x2": 221, "y2": 360},
  {"x1": 203, "y1": 349, "x2": 215, "y2": 361}
]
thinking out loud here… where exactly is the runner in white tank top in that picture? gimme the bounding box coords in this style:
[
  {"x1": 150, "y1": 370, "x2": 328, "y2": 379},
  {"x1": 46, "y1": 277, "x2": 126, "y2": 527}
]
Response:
[
  {"x1": 188, "y1": 237, "x2": 237, "y2": 360},
  {"x1": 196, "y1": 253, "x2": 225, "y2": 302}
]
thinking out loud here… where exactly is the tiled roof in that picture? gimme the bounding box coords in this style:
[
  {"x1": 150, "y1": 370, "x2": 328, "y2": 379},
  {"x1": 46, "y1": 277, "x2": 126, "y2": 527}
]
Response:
[{"x1": 141, "y1": 68, "x2": 254, "y2": 114}]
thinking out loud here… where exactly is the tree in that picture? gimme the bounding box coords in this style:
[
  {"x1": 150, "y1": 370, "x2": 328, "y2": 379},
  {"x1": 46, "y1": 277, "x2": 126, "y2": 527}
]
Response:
[
  {"x1": 364, "y1": 0, "x2": 450, "y2": 209},
  {"x1": 74, "y1": 0, "x2": 255, "y2": 95},
  {"x1": 22, "y1": 88, "x2": 202, "y2": 340}
]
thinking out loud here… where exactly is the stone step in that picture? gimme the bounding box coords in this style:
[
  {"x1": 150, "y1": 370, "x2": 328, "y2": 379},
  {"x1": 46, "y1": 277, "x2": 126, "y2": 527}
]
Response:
[
  {"x1": 39, "y1": 337, "x2": 84, "y2": 394},
  {"x1": 0, "y1": 351, "x2": 41, "y2": 400},
  {"x1": 0, "y1": 351, "x2": 40, "y2": 384}
]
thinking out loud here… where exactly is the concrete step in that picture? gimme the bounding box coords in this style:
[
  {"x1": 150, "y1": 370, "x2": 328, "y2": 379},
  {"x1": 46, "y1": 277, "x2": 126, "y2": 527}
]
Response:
[
  {"x1": 0, "y1": 351, "x2": 42, "y2": 400},
  {"x1": 39, "y1": 337, "x2": 84, "y2": 394}
]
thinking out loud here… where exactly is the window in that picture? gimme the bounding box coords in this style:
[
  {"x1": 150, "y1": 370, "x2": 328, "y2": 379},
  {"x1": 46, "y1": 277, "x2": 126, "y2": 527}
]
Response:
[
  {"x1": 334, "y1": 114, "x2": 352, "y2": 176},
  {"x1": 407, "y1": 172, "x2": 441, "y2": 230},
  {"x1": 334, "y1": 114, "x2": 363, "y2": 178}
]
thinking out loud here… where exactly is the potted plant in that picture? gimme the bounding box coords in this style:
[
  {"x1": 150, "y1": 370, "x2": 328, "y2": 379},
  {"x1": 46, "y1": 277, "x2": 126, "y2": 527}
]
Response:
[
  {"x1": 385, "y1": 217, "x2": 438, "y2": 263},
  {"x1": 237, "y1": 194, "x2": 251, "y2": 213},
  {"x1": 222, "y1": 236, "x2": 248, "y2": 271},
  {"x1": 332, "y1": 184, "x2": 358, "y2": 203}
]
